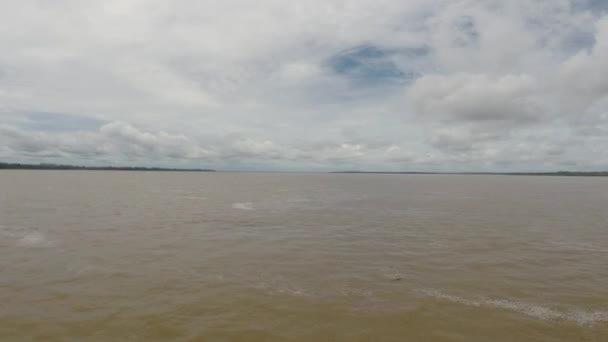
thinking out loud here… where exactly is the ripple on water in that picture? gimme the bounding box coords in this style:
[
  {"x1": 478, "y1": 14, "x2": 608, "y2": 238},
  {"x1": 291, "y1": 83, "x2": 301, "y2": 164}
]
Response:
[
  {"x1": 232, "y1": 202, "x2": 254, "y2": 211},
  {"x1": 3, "y1": 227, "x2": 54, "y2": 248},
  {"x1": 17, "y1": 231, "x2": 52, "y2": 247},
  {"x1": 418, "y1": 289, "x2": 608, "y2": 326},
  {"x1": 253, "y1": 276, "x2": 309, "y2": 297},
  {"x1": 381, "y1": 267, "x2": 405, "y2": 281}
]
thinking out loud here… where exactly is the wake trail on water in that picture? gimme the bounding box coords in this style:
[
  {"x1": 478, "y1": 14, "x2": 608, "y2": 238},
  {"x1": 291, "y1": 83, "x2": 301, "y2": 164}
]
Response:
[{"x1": 419, "y1": 289, "x2": 608, "y2": 326}]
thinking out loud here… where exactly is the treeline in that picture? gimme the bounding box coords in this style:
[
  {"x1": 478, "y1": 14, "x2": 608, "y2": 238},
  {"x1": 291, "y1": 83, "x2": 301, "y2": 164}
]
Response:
[
  {"x1": 507, "y1": 171, "x2": 608, "y2": 177},
  {"x1": 333, "y1": 171, "x2": 608, "y2": 176},
  {"x1": 0, "y1": 162, "x2": 215, "y2": 172}
]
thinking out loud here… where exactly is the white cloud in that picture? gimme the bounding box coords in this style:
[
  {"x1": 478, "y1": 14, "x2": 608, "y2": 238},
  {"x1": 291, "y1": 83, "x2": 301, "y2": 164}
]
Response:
[
  {"x1": 408, "y1": 73, "x2": 541, "y2": 125},
  {"x1": 558, "y1": 16, "x2": 608, "y2": 111},
  {"x1": 1, "y1": 1, "x2": 608, "y2": 171}
]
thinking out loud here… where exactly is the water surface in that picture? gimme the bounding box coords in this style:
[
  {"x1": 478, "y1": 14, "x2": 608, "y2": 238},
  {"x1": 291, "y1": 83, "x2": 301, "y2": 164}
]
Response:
[{"x1": 1, "y1": 171, "x2": 607, "y2": 341}]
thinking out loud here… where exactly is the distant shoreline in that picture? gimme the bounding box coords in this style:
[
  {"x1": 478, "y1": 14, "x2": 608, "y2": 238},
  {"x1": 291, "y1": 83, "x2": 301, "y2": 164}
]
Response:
[
  {"x1": 331, "y1": 171, "x2": 608, "y2": 177},
  {"x1": 0, "y1": 162, "x2": 215, "y2": 172},
  {"x1": 2, "y1": 162, "x2": 607, "y2": 176}
]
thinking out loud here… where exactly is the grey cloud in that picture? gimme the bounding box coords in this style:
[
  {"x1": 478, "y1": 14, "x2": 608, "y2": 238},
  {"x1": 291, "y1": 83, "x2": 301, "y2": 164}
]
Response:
[
  {"x1": 429, "y1": 126, "x2": 504, "y2": 153},
  {"x1": 1, "y1": 1, "x2": 608, "y2": 171},
  {"x1": 571, "y1": 0, "x2": 608, "y2": 13},
  {"x1": 408, "y1": 73, "x2": 542, "y2": 125},
  {"x1": 1, "y1": 122, "x2": 413, "y2": 170},
  {"x1": 1, "y1": 122, "x2": 210, "y2": 163},
  {"x1": 0, "y1": 125, "x2": 105, "y2": 159},
  {"x1": 98, "y1": 122, "x2": 212, "y2": 160},
  {"x1": 406, "y1": 13, "x2": 608, "y2": 163},
  {"x1": 559, "y1": 17, "x2": 608, "y2": 101},
  {"x1": 17, "y1": 112, "x2": 105, "y2": 132},
  {"x1": 452, "y1": 16, "x2": 479, "y2": 48}
]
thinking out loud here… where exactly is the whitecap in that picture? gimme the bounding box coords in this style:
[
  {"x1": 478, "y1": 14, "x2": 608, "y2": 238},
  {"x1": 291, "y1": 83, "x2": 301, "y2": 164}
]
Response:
[
  {"x1": 16, "y1": 231, "x2": 52, "y2": 248},
  {"x1": 544, "y1": 240, "x2": 608, "y2": 253},
  {"x1": 418, "y1": 289, "x2": 608, "y2": 325},
  {"x1": 286, "y1": 197, "x2": 311, "y2": 203},
  {"x1": 381, "y1": 267, "x2": 405, "y2": 281},
  {"x1": 254, "y1": 281, "x2": 309, "y2": 297},
  {"x1": 179, "y1": 195, "x2": 207, "y2": 200},
  {"x1": 252, "y1": 275, "x2": 310, "y2": 297},
  {"x1": 339, "y1": 287, "x2": 374, "y2": 297},
  {"x1": 232, "y1": 202, "x2": 254, "y2": 210}
]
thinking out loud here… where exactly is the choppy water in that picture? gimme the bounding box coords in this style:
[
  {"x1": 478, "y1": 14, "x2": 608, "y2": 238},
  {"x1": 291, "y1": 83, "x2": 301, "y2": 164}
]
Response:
[{"x1": 1, "y1": 171, "x2": 607, "y2": 341}]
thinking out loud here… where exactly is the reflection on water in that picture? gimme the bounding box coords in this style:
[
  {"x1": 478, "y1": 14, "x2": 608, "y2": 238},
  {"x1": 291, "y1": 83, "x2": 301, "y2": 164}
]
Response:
[{"x1": 1, "y1": 171, "x2": 607, "y2": 341}]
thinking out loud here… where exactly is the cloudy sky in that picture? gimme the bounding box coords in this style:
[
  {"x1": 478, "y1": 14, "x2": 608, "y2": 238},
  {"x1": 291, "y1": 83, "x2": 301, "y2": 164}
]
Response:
[{"x1": 1, "y1": 0, "x2": 607, "y2": 171}]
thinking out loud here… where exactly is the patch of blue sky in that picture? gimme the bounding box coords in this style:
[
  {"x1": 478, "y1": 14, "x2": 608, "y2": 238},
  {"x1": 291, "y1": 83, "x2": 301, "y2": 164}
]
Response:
[
  {"x1": 452, "y1": 16, "x2": 479, "y2": 48},
  {"x1": 561, "y1": 29, "x2": 596, "y2": 52},
  {"x1": 14, "y1": 111, "x2": 105, "y2": 132},
  {"x1": 328, "y1": 44, "x2": 427, "y2": 85},
  {"x1": 570, "y1": 0, "x2": 608, "y2": 13}
]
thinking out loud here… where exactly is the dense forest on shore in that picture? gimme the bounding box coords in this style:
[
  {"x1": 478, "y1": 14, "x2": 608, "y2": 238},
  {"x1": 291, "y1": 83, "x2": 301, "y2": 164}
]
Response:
[
  {"x1": 332, "y1": 171, "x2": 608, "y2": 176},
  {"x1": 0, "y1": 162, "x2": 215, "y2": 172},
  {"x1": 2, "y1": 162, "x2": 607, "y2": 176}
]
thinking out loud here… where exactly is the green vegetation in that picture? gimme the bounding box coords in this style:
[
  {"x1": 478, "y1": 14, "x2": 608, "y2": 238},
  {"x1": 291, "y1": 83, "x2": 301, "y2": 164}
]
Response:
[
  {"x1": 507, "y1": 171, "x2": 608, "y2": 177},
  {"x1": 332, "y1": 171, "x2": 608, "y2": 177},
  {"x1": 0, "y1": 162, "x2": 215, "y2": 172},
  {"x1": 2, "y1": 162, "x2": 607, "y2": 176}
]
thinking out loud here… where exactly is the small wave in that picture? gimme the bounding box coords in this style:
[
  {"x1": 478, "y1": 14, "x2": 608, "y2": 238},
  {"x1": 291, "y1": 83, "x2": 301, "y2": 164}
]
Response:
[
  {"x1": 16, "y1": 231, "x2": 52, "y2": 248},
  {"x1": 339, "y1": 287, "x2": 374, "y2": 298},
  {"x1": 1, "y1": 225, "x2": 26, "y2": 238},
  {"x1": 232, "y1": 202, "x2": 254, "y2": 210},
  {"x1": 286, "y1": 197, "x2": 311, "y2": 203},
  {"x1": 252, "y1": 275, "x2": 310, "y2": 297},
  {"x1": 66, "y1": 264, "x2": 97, "y2": 275},
  {"x1": 179, "y1": 195, "x2": 207, "y2": 200},
  {"x1": 418, "y1": 289, "x2": 608, "y2": 325},
  {"x1": 544, "y1": 240, "x2": 608, "y2": 253},
  {"x1": 428, "y1": 241, "x2": 448, "y2": 249},
  {"x1": 381, "y1": 267, "x2": 405, "y2": 281},
  {"x1": 254, "y1": 281, "x2": 309, "y2": 297}
]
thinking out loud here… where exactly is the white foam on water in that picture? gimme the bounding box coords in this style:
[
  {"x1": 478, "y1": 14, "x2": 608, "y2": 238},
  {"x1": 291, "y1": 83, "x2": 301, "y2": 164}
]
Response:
[
  {"x1": 286, "y1": 197, "x2": 311, "y2": 203},
  {"x1": 338, "y1": 287, "x2": 374, "y2": 298},
  {"x1": 252, "y1": 275, "x2": 310, "y2": 297},
  {"x1": 272, "y1": 286, "x2": 308, "y2": 297},
  {"x1": 66, "y1": 264, "x2": 96, "y2": 275},
  {"x1": 418, "y1": 289, "x2": 608, "y2": 325},
  {"x1": 428, "y1": 241, "x2": 448, "y2": 249},
  {"x1": 545, "y1": 240, "x2": 608, "y2": 253},
  {"x1": 1, "y1": 225, "x2": 25, "y2": 238},
  {"x1": 179, "y1": 195, "x2": 207, "y2": 200},
  {"x1": 381, "y1": 267, "x2": 405, "y2": 281},
  {"x1": 254, "y1": 281, "x2": 309, "y2": 297},
  {"x1": 16, "y1": 231, "x2": 53, "y2": 248},
  {"x1": 232, "y1": 202, "x2": 254, "y2": 210}
]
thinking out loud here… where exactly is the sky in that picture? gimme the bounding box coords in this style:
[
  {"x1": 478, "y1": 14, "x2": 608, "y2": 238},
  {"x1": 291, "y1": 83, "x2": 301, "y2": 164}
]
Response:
[{"x1": 1, "y1": 0, "x2": 608, "y2": 172}]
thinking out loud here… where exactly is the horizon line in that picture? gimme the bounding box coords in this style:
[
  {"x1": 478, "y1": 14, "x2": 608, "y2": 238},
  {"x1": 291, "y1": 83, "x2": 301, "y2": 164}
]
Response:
[{"x1": 2, "y1": 161, "x2": 608, "y2": 176}]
